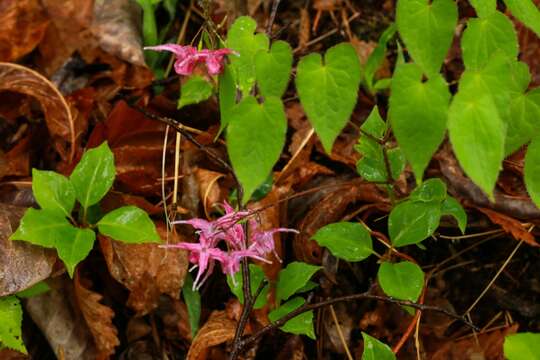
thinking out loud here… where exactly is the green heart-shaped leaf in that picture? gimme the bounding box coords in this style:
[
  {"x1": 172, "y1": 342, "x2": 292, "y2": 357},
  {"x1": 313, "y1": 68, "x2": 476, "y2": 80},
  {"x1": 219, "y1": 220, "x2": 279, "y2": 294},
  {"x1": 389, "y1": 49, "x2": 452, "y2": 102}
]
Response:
[
  {"x1": 389, "y1": 200, "x2": 441, "y2": 247},
  {"x1": 503, "y1": 0, "x2": 540, "y2": 38},
  {"x1": 276, "y1": 262, "x2": 320, "y2": 302},
  {"x1": 469, "y1": 0, "x2": 497, "y2": 17},
  {"x1": 268, "y1": 297, "x2": 315, "y2": 339},
  {"x1": 504, "y1": 332, "x2": 540, "y2": 360},
  {"x1": 312, "y1": 222, "x2": 373, "y2": 262},
  {"x1": 178, "y1": 75, "x2": 213, "y2": 109},
  {"x1": 377, "y1": 261, "x2": 424, "y2": 302},
  {"x1": 255, "y1": 40, "x2": 293, "y2": 98},
  {"x1": 98, "y1": 206, "x2": 160, "y2": 243},
  {"x1": 362, "y1": 332, "x2": 395, "y2": 360}
]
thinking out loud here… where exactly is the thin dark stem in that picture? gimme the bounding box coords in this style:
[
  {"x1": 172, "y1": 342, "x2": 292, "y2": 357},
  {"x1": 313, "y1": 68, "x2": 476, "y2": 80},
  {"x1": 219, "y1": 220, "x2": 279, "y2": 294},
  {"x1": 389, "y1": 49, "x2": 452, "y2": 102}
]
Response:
[
  {"x1": 236, "y1": 292, "x2": 479, "y2": 353},
  {"x1": 266, "y1": 0, "x2": 281, "y2": 36}
]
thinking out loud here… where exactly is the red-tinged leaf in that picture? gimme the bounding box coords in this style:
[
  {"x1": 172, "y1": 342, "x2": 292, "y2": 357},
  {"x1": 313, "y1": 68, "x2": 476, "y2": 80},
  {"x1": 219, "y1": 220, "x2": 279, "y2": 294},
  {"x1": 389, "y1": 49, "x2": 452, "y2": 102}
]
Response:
[
  {"x1": 478, "y1": 207, "x2": 538, "y2": 246},
  {"x1": 0, "y1": 204, "x2": 56, "y2": 296},
  {"x1": 74, "y1": 273, "x2": 119, "y2": 359},
  {"x1": 186, "y1": 311, "x2": 238, "y2": 360},
  {"x1": 0, "y1": 63, "x2": 75, "y2": 162}
]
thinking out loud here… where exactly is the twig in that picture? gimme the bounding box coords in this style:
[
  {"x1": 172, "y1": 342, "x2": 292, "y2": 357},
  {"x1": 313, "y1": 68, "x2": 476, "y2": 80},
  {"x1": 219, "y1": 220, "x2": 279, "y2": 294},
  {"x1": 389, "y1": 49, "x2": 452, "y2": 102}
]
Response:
[
  {"x1": 266, "y1": 0, "x2": 281, "y2": 36},
  {"x1": 236, "y1": 291, "x2": 479, "y2": 354}
]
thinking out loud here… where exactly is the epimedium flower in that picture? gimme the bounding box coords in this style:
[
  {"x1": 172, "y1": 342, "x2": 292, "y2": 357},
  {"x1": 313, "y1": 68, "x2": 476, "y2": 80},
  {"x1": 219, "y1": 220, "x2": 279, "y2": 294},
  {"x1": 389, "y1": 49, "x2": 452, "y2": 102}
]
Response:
[
  {"x1": 162, "y1": 202, "x2": 297, "y2": 290},
  {"x1": 144, "y1": 44, "x2": 236, "y2": 76}
]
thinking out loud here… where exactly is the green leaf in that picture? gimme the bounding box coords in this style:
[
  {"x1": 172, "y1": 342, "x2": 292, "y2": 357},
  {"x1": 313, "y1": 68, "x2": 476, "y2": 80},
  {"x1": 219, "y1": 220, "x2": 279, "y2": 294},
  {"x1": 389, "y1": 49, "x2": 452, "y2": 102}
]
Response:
[
  {"x1": 389, "y1": 200, "x2": 441, "y2": 247},
  {"x1": 255, "y1": 40, "x2": 293, "y2": 98},
  {"x1": 227, "y1": 96, "x2": 287, "y2": 201},
  {"x1": 70, "y1": 142, "x2": 115, "y2": 210},
  {"x1": 389, "y1": 63, "x2": 450, "y2": 180},
  {"x1": 525, "y1": 137, "x2": 540, "y2": 209},
  {"x1": 461, "y1": 11, "x2": 518, "y2": 70},
  {"x1": 15, "y1": 281, "x2": 50, "y2": 298},
  {"x1": 56, "y1": 228, "x2": 95, "y2": 278},
  {"x1": 504, "y1": 332, "x2": 540, "y2": 360},
  {"x1": 448, "y1": 91, "x2": 505, "y2": 199},
  {"x1": 178, "y1": 76, "x2": 213, "y2": 109},
  {"x1": 0, "y1": 296, "x2": 26, "y2": 353},
  {"x1": 276, "y1": 262, "x2": 320, "y2": 302},
  {"x1": 32, "y1": 169, "x2": 75, "y2": 217},
  {"x1": 355, "y1": 107, "x2": 405, "y2": 182},
  {"x1": 441, "y1": 196, "x2": 467, "y2": 234},
  {"x1": 507, "y1": 88, "x2": 540, "y2": 155},
  {"x1": 226, "y1": 16, "x2": 269, "y2": 95},
  {"x1": 377, "y1": 261, "x2": 424, "y2": 302},
  {"x1": 469, "y1": 0, "x2": 497, "y2": 17},
  {"x1": 396, "y1": 0, "x2": 458, "y2": 77},
  {"x1": 312, "y1": 222, "x2": 373, "y2": 262},
  {"x1": 409, "y1": 178, "x2": 447, "y2": 203},
  {"x1": 296, "y1": 43, "x2": 361, "y2": 153},
  {"x1": 10, "y1": 208, "x2": 75, "y2": 248},
  {"x1": 362, "y1": 332, "x2": 396, "y2": 360},
  {"x1": 295, "y1": 281, "x2": 318, "y2": 294},
  {"x1": 503, "y1": 0, "x2": 540, "y2": 38},
  {"x1": 218, "y1": 65, "x2": 237, "y2": 133},
  {"x1": 97, "y1": 206, "x2": 160, "y2": 243},
  {"x1": 268, "y1": 297, "x2": 315, "y2": 339},
  {"x1": 227, "y1": 264, "x2": 269, "y2": 309},
  {"x1": 182, "y1": 273, "x2": 201, "y2": 338},
  {"x1": 364, "y1": 23, "x2": 397, "y2": 92}
]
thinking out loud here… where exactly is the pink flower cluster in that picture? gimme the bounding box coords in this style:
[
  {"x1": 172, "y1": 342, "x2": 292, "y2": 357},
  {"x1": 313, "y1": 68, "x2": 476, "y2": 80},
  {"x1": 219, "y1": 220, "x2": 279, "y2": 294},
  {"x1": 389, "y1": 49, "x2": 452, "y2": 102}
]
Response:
[
  {"x1": 163, "y1": 203, "x2": 298, "y2": 290},
  {"x1": 144, "y1": 44, "x2": 236, "y2": 76}
]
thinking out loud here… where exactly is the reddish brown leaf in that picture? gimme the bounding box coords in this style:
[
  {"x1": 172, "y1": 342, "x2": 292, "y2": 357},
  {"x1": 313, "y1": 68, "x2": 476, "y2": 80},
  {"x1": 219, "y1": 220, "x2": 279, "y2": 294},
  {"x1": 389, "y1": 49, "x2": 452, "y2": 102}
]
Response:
[
  {"x1": 0, "y1": 62, "x2": 75, "y2": 162},
  {"x1": 194, "y1": 167, "x2": 225, "y2": 218},
  {"x1": 99, "y1": 222, "x2": 188, "y2": 315},
  {"x1": 74, "y1": 273, "x2": 119, "y2": 359},
  {"x1": 0, "y1": 0, "x2": 49, "y2": 62},
  {"x1": 0, "y1": 204, "x2": 56, "y2": 296},
  {"x1": 477, "y1": 207, "x2": 538, "y2": 247},
  {"x1": 186, "y1": 311, "x2": 238, "y2": 360},
  {"x1": 0, "y1": 349, "x2": 28, "y2": 360}
]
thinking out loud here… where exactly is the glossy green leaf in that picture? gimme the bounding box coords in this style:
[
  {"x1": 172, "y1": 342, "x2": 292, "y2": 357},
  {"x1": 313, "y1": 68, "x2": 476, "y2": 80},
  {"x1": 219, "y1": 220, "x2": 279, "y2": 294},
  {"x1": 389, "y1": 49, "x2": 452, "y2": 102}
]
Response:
[
  {"x1": 218, "y1": 65, "x2": 236, "y2": 133},
  {"x1": 255, "y1": 40, "x2": 293, "y2": 98},
  {"x1": 227, "y1": 96, "x2": 287, "y2": 201},
  {"x1": 362, "y1": 332, "x2": 396, "y2": 360},
  {"x1": 97, "y1": 206, "x2": 160, "y2": 243},
  {"x1": 389, "y1": 200, "x2": 441, "y2": 247},
  {"x1": 0, "y1": 296, "x2": 26, "y2": 353},
  {"x1": 227, "y1": 264, "x2": 269, "y2": 309},
  {"x1": 296, "y1": 42, "x2": 361, "y2": 153},
  {"x1": 10, "y1": 208, "x2": 75, "y2": 248},
  {"x1": 32, "y1": 169, "x2": 75, "y2": 217},
  {"x1": 389, "y1": 63, "x2": 450, "y2": 180},
  {"x1": 378, "y1": 261, "x2": 424, "y2": 302},
  {"x1": 448, "y1": 91, "x2": 505, "y2": 199},
  {"x1": 396, "y1": 0, "x2": 457, "y2": 77},
  {"x1": 469, "y1": 0, "x2": 497, "y2": 17},
  {"x1": 312, "y1": 222, "x2": 373, "y2": 262},
  {"x1": 507, "y1": 88, "x2": 540, "y2": 155},
  {"x1": 226, "y1": 16, "x2": 269, "y2": 95},
  {"x1": 268, "y1": 297, "x2": 315, "y2": 339},
  {"x1": 409, "y1": 178, "x2": 447, "y2": 203},
  {"x1": 295, "y1": 281, "x2": 318, "y2": 294},
  {"x1": 70, "y1": 142, "x2": 115, "y2": 209},
  {"x1": 182, "y1": 273, "x2": 201, "y2": 338},
  {"x1": 503, "y1": 0, "x2": 540, "y2": 37},
  {"x1": 525, "y1": 137, "x2": 540, "y2": 209},
  {"x1": 56, "y1": 228, "x2": 95, "y2": 278},
  {"x1": 178, "y1": 76, "x2": 213, "y2": 109},
  {"x1": 15, "y1": 281, "x2": 50, "y2": 298},
  {"x1": 504, "y1": 332, "x2": 540, "y2": 360},
  {"x1": 364, "y1": 23, "x2": 397, "y2": 92},
  {"x1": 441, "y1": 196, "x2": 467, "y2": 234},
  {"x1": 461, "y1": 11, "x2": 518, "y2": 70},
  {"x1": 276, "y1": 262, "x2": 320, "y2": 302}
]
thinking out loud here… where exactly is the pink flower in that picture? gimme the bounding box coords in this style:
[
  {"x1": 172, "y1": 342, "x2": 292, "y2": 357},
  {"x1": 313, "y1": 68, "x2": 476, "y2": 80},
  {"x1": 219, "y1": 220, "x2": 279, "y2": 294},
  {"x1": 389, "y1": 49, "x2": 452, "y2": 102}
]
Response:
[
  {"x1": 144, "y1": 44, "x2": 235, "y2": 76},
  {"x1": 249, "y1": 219, "x2": 299, "y2": 261}
]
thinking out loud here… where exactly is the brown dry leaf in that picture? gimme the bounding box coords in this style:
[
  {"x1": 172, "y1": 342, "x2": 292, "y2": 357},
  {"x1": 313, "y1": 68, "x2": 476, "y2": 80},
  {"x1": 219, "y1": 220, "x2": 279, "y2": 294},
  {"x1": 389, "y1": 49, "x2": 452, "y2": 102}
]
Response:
[
  {"x1": 194, "y1": 167, "x2": 225, "y2": 218},
  {"x1": 0, "y1": 62, "x2": 75, "y2": 162},
  {"x1": 477, "y1": 207, "x2": 538, "y2": 246},
  {"x1": 0, "y1": 349, "x2": 28, "y2": 360},
  {"x1": 0, "y1": 204, "x2": 56, "y2": 296},
  {"x1": 186, "y1": 311, "x2": 238, "y2": 360},
  {"x1": 25, "y1": 277, "x2": 97, "y2": 360},
  {"x1": 0, "y1": 0, "x2": 49, "y2": 62},
  {"x1": 74, "y1": 272, "x2": 120, "y2": 359},
  {"x1": 2, "y1": 135, "x2": 31, "y2": 178},
  {"x1": 99, "y1": 222, "x2": 188, "y2": 315}
]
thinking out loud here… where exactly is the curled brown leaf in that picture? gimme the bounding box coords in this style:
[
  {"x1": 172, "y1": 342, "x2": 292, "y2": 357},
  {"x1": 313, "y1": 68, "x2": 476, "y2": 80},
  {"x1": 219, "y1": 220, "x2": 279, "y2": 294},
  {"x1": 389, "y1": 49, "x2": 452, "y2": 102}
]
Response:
[{"x1": 186, "y1": 311, "x2": 238, "y2": 360}]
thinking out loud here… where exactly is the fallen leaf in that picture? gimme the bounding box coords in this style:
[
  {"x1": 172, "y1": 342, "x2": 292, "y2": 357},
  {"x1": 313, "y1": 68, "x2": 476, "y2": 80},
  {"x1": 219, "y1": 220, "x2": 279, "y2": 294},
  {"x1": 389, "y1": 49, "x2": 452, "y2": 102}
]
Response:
[
  {"x1": 25, "y1": 277, "x2": 98, "y2": 360},
  {"x1": 0, "y1": 203, "x2": 56, "y2": 296},
  {"x1": 194, "y1": 167, "x2": 225, "y2": 218},
  {"x1": 186, "y1": 311, "x2": 238, "y2": 360},
  {"x1": 0, "y1": 348, "x2": 28, "y2": 360},
  {"x1": 98, "y1": 222, "x2": 188, "y2": 315},
  {"x1": 0, "y1": 0, "x2": 49, "y2": 62},
  {"x1": 74, "y1": 272, "x2": 120, "y2": 359},
  {"x1": 477, "y1": 207, "x2": 538, "y2": 246},
  {"x1": 0, "y1": 62, "x2": 75, "y2": 163}
]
